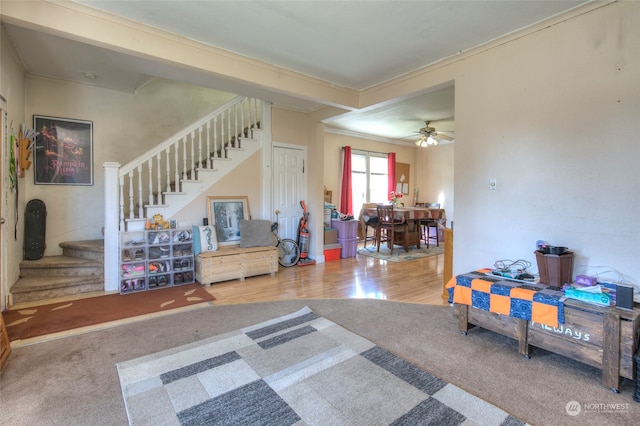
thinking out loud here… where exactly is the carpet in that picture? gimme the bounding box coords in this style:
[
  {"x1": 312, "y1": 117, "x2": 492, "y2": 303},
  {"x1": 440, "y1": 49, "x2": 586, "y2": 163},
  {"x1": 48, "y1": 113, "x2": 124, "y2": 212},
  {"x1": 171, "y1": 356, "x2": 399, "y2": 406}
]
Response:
[
  {"x1": 358, "y1": 245, "x2": 444, "y2": 262},
  {"x1": 3, "y1": 284, "x2": 214, "y2": 342},
  {"x1": 116, "y1": 306, "x2": 523, "y2": 426}
]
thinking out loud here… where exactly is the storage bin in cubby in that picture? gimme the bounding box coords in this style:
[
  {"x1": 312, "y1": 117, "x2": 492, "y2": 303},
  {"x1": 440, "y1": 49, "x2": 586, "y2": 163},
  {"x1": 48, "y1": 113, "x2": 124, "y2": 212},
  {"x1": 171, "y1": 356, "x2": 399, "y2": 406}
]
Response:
[
  {"x1": 120, "y1": 277, "x2": 147, "y2": 294},
  {"x1": 148, "y1": 274, "x2": 171, "y2": 290}
]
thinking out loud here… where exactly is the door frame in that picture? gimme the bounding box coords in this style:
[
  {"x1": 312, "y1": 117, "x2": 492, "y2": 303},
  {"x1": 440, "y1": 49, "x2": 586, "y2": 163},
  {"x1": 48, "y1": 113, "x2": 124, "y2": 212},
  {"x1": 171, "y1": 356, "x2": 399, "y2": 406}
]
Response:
[
  {"x1": 0, "y1": 95, "x2": 7, "y2": 310},
  {"x1": 259, "y1": 102, "x2": 308, "y2": 230},
  {"x1": 270, "y1": 142, "x2": 307, "y2": 239}
]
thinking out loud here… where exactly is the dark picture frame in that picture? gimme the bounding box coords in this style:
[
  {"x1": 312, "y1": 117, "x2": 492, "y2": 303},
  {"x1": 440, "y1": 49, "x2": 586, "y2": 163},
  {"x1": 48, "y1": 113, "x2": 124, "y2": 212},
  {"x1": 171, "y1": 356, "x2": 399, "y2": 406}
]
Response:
[
  {"x1": 207, "y1": 196, "x2": 250, "y2": 245},
  {"x1": 33, "y1": 115, "x2": 93, "y2": 185}
]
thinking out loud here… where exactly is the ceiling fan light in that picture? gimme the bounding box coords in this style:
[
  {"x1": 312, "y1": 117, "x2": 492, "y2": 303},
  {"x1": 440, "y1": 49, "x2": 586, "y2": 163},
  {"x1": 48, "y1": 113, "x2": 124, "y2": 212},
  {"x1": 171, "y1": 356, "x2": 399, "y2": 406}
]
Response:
[{"x1": 415, "y1": 134, "x2": 428, "y2": 147}]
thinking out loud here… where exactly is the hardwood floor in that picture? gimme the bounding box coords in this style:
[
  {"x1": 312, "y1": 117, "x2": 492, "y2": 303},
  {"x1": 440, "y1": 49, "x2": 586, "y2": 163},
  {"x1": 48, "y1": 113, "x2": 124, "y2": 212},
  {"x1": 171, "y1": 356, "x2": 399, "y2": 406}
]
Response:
[
  {"x1": 8, "y1": 245, "x2": 449, "y2": 310},
  {"x1": 204, "y1": 247, "x2": 449, "y2": 306},
  {"x1": 5, "y1": 244, "x2": 447, "y2": 345}
]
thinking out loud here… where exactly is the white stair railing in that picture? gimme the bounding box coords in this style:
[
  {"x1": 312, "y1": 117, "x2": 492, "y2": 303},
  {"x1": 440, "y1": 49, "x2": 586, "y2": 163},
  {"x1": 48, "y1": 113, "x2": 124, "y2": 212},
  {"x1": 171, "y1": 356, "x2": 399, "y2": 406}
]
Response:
[{"x1": 117, "y1": 96, "x2": 261, "y2": 229}]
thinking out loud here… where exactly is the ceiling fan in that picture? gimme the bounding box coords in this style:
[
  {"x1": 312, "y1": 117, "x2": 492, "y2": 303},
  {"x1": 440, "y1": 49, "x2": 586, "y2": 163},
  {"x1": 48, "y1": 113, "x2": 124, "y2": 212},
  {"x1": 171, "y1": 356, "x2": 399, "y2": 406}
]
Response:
[{"x1": 414, "y1": 121, "x2": 454, "y2": 147}]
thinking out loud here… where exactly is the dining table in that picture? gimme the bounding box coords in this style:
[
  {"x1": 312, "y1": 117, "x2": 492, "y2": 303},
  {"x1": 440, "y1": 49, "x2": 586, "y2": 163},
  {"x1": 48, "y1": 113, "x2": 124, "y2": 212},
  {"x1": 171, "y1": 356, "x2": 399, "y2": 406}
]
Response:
[{"x1": 365, "y1": 206, "x2": 446, "y2": 250}]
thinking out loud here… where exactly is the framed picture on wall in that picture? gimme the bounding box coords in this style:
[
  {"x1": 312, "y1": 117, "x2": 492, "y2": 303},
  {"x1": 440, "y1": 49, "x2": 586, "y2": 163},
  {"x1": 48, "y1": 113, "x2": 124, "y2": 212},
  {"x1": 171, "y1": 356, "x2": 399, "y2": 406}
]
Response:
[
  {"x1": 33, "y1": 115, "x2": 93, "y2": 185},
  {"x1": 207, "y1": 196, "x2": 251, "y2": 245}
]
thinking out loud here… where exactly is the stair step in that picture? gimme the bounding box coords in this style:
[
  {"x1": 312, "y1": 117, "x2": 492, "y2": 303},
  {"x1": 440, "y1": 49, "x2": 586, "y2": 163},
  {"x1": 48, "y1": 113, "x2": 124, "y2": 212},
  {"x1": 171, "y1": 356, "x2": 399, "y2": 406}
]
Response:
[
  {"x1": 59, "y1": 239, "x2": 104, "y2": 260},
  {"x1": 11, "y1": 239, "x2": 105, "y2": 304},
  {"x1": 10, "y1": 276, "x2": 104, "y2": 304},
  {"x1": 19, "y1": 255, "x2": 103, "y2": 278}
]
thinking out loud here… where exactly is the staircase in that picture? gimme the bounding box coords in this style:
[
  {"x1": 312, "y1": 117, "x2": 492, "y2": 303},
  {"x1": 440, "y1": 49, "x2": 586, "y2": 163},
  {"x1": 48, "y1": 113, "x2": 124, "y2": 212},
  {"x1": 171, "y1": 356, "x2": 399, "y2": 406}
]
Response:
[
  {"x1": 116, "y1": 96, "x2": 263, "y2": 226},
  {"x1": 10, "y1": 95, "x2": 266, "y2": 302},
  {"x1": 10, "y1": 240, "x2": 104, "y2": 304}
]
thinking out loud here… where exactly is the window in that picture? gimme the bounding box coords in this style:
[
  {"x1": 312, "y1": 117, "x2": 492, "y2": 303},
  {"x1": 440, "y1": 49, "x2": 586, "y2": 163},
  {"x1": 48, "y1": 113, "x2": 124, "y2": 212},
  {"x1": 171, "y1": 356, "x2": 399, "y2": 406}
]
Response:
[{"x1": 351, "y1": 150, "x2": 388, "y2": 216}]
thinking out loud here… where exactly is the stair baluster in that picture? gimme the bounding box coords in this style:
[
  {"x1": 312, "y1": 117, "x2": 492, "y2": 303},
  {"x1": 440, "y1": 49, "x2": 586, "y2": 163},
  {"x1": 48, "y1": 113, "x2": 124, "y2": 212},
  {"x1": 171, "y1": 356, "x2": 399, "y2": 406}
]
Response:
[
  {"x1": 136, "y1": 164, "x2": 143, "y2": 218},
  {"x1": 147, "y1": 158, "x2": 154, "y2": 206},
  {"x1": 206, "y1": 122, "x2": 212, "y2": 169},
  {"x1": 128, "y1": 171, "x2": 135, "y2": 219},
  {"x1": 221, "y1": 112, "x2": 226, "y2": 158},
  {"x1": 174, "y1": 142, "x2": 180, "y2": 190},
  {"x1": 165, "y1": 147, "x2": 171, "y2": 193}
]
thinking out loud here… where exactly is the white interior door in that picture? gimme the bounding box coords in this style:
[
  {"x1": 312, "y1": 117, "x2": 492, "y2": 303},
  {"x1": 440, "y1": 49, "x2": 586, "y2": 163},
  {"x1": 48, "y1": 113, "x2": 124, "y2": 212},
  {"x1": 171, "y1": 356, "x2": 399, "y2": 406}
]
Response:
[{"x1": 272, "y1": 145, "x2": 305, "y2": 241}]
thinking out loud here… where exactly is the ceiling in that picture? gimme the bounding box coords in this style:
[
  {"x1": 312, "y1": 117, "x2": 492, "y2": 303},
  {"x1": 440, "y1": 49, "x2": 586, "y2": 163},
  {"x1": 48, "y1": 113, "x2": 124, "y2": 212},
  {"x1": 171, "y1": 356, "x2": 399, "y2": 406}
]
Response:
[{"x1": 2, "y1": 0, "x2": 591, "y2": 144}]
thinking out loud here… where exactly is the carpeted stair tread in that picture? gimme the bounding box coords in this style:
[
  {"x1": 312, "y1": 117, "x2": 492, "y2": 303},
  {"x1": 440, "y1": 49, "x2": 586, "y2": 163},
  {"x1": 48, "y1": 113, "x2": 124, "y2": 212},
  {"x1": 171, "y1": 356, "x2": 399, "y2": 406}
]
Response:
[
  {"x1": 20, "y1": 255, "x2": 103, "y2": 269},
  {"x1": 11, "y1": 275, "x2": 104, "y2": 293},
  {"x1": 59, "y1": 239, "x2": 104, "y2": 252},
  {"x1": 11, "y1": 240, "x2": 105, "y2": 304},
  {"x1": 60, "y1": 239, "x2": 104, "y2": 260}
]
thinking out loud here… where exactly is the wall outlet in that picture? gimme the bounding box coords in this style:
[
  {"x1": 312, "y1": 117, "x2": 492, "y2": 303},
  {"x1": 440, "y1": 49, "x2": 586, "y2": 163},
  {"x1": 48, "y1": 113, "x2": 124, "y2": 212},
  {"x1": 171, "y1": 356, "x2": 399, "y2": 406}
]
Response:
[{"x1": 489, "y1": 178, "x2": 497, "y2": 190}]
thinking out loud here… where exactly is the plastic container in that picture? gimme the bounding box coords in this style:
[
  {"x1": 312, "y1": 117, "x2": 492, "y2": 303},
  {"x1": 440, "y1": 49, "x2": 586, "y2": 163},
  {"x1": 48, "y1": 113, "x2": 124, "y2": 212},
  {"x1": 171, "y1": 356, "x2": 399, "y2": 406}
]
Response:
[
  {"x1": 324, "y1": 209, "x2": 332, "y2": 229},
  {"x1": 338, "y1": 237, "x2": 358, "y2": 258},
  {"x1": 331, "y1": 219, "x2": 359, "y2": 239},
  {"x1": 324, "y1": 243, "x2": 342, "y2": 261}
]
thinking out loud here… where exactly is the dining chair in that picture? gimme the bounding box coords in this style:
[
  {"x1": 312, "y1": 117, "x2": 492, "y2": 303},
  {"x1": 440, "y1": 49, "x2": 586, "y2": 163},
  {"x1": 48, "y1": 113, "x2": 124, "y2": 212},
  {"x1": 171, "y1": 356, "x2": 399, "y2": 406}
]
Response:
[
  {"x1": 420, "y1": 204, "x2": 443, "y2": 248},
  {"x1": 358, "y1": 203, "x2": 378, "y2": 247},
  {"x1": 375, "y1": 204, "x2": 408, "y2": 255},
  {"x1": 419, "y1": 203, "x2": 441, "y2": 247}
]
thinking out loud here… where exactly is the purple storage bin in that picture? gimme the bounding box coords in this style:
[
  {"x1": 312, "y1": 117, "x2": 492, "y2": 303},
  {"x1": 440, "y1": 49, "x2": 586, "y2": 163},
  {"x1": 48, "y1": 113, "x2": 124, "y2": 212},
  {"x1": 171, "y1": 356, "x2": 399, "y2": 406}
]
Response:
[
  {"x1": 331, "y1": 219, "x2": 359, "y2": 239},
  {"x1": 338, "y1": 237, "x2": 358, "y2": 258}
]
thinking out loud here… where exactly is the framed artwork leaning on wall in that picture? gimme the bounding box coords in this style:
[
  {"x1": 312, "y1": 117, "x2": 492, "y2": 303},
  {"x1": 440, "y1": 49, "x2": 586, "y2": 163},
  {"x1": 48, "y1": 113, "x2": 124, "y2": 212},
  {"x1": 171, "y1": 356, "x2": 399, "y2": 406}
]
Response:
[
  {"x1": 207, "y1": 196, "x2": 251, "y2": 245},
  {"x1": 33, "y1": 115, "x2": 93, "y2": 185}
]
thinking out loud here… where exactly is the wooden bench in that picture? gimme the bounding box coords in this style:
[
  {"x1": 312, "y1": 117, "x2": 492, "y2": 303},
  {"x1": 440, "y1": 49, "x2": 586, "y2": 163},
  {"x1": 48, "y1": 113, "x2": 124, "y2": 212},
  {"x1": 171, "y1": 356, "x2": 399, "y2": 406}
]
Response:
[{"x1": 195, "y1": 245, "x2": 278, "y2": 285}]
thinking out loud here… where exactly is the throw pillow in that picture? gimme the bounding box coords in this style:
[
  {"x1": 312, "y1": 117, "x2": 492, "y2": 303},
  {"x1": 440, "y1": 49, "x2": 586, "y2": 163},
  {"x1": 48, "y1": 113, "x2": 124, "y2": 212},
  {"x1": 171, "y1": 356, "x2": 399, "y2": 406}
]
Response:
[
  {"x1": 239, "y1": 219, "x2": 275, "y2": 248},
  {"x1": 192, "y1": 225, "x2": 218, "y2": 255}
]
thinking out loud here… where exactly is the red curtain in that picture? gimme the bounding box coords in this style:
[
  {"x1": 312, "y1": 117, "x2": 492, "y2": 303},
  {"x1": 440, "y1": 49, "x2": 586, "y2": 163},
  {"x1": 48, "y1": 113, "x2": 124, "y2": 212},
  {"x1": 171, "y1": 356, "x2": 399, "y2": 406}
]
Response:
[
  {"x1": 387, "y1": 152, "x2": 396, "y2": 201},
  {"x1": 340, "y1": 146, "x2": 353, "y2": 214}
]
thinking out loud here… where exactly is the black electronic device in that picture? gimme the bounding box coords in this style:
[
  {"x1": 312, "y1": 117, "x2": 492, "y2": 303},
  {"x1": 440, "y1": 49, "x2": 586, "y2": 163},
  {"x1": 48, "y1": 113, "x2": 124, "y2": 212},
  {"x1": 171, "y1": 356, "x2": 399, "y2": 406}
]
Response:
[{"x1": 616, "y1": 284, "x2": 634, "y2": 310}]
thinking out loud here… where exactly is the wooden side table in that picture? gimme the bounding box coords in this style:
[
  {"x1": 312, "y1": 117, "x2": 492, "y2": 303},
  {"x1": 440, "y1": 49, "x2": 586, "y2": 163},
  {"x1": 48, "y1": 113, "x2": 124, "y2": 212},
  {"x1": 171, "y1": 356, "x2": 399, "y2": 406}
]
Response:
[{"x1": 455, "y1": 300, "x2": 640, "y2": 393}]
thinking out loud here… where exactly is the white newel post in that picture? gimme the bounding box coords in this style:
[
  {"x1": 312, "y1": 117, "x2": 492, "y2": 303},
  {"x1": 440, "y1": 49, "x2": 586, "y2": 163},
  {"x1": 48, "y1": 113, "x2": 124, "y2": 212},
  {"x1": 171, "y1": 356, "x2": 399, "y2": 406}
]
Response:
[{"x1": 103, "y1": 162, "x2": 121, "y2": 292}]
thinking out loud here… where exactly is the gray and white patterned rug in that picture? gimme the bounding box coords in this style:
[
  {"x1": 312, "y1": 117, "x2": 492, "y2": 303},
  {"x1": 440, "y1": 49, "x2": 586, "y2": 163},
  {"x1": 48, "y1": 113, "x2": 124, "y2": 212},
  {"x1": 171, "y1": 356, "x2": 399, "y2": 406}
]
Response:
[{"x1": 117, "y1": 306, "x2": 525, "y2": 425}]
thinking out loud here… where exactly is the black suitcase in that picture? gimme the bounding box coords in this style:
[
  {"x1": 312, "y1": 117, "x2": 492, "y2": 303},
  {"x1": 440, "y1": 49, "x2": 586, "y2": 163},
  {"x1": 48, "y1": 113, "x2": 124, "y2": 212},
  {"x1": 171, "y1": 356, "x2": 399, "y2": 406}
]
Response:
[{"x1": 24, "y1": 199, "x2": 47, "y2": 260}]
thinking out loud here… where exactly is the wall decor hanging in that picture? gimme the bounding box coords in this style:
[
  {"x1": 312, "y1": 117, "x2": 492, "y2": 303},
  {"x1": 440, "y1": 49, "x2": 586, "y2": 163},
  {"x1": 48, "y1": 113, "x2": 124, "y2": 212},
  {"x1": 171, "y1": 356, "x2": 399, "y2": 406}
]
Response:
[{"x1": 33, "y1": 115, "x2": 93, "y2": 185}]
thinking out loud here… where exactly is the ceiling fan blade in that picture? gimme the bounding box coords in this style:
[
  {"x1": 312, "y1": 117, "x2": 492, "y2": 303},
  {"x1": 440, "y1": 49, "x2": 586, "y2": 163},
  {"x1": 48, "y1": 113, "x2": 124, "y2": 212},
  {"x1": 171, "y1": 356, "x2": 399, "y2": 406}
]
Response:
[{"x1": 437, "y1": 131, "x2": 455, "y2": 139}]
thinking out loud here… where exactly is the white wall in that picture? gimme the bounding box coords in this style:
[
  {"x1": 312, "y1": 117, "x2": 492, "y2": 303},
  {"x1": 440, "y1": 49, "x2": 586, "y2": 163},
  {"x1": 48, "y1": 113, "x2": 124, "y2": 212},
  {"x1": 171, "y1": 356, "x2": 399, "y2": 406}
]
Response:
[
  {"x1": 0, "y1": 26, "x2": 26, "y2": 308},
  {"x1": 24, "y1": 77, "x2": 235, "y2": 255},
  {"x1": 452, "y1": 2, "x2": 639, "y2": 286},
  {"x1": 415, "y1": 143, "x2": 454, "y2": 226}
]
